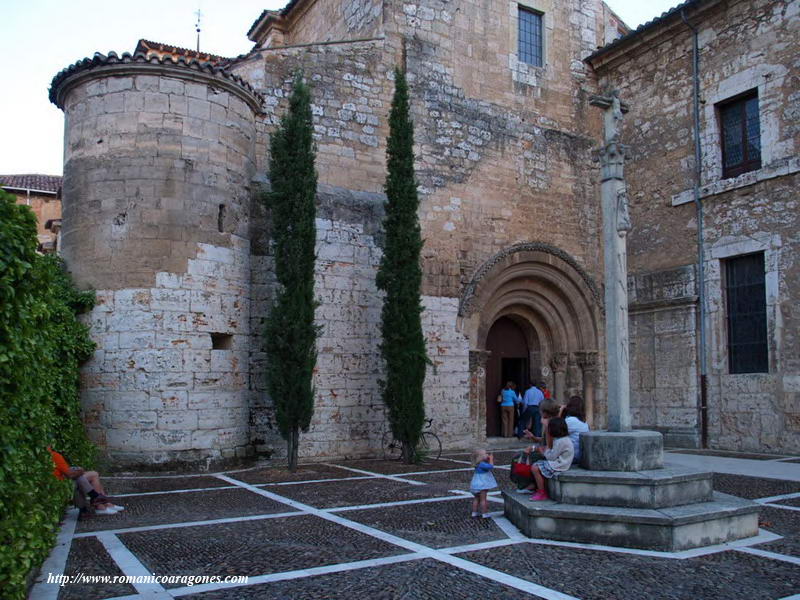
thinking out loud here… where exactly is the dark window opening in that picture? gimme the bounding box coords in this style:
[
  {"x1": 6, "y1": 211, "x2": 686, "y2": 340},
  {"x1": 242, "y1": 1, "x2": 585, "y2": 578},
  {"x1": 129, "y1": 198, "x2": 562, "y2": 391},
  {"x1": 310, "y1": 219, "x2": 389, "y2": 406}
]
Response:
[
  {"x1": 719, "y1": 90, "x2": 761, "y2": 179},
  {"x1": 218, "y1": 204, "x2": 226, "y2": 233},
  {"x1": 518, "y1": 7, "x2": 543, "y2": 67},
  {"x1": 725, "y1": 253, "x2": 768, "y2": 374},
  {"x1": 210, "y1": 333, "x2": 233, "y2": 350}
]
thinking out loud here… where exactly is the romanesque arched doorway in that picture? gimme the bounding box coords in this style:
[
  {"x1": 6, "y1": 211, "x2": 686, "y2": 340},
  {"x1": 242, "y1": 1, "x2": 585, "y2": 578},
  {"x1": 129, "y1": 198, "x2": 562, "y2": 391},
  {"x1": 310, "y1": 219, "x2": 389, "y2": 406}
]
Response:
[
  {"x1": 485, "y1": 316, "x2": 535, "y2": 436},
  {"x1": 459, "y1": 243, "x2": 603, "y2": 439}
]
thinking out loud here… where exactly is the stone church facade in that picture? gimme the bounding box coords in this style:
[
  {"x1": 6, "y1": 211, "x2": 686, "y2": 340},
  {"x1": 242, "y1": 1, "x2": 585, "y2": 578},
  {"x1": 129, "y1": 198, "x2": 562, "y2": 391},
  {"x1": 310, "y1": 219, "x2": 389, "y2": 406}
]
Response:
[{"x1": 48, "y1": 0, "x2": 798, "y2": 467}]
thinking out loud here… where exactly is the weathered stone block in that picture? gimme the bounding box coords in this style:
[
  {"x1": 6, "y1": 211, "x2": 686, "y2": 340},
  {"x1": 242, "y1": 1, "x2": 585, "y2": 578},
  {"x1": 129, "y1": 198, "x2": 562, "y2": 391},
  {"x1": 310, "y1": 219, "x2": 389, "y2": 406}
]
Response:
[{"x1": 581, "y1": 430, "x2": 664, "y2": 471}]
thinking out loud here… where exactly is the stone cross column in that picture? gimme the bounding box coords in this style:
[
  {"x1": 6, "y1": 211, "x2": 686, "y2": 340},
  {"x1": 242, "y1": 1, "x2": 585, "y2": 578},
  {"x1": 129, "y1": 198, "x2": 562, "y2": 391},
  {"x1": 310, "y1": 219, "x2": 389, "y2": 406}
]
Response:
[{"x1": 591, "y1": 91, "x2": 631, "y2": 432}]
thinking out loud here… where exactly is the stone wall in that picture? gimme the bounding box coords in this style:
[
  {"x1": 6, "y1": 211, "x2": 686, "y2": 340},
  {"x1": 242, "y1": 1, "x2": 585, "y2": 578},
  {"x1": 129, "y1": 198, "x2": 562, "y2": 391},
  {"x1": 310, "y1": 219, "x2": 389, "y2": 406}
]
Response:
[
  {"x1": 629, "y1": 266, "x2": 699, "y2": 447},
  {"x1": 704, "y1": 173, "x2": 800, "y2": 452},
  {"x1": 249, "y1": 183, "x2": 472, "y2": 459},
  {"x1": 383, "y1": 0, "x2": 606, "y2": 300},
  {"x1": 592, "y1": 0, "x2": 800, "y2": 452},
  {"x1": 285, "y1": 0, "x2": 384, "y2": 45}
]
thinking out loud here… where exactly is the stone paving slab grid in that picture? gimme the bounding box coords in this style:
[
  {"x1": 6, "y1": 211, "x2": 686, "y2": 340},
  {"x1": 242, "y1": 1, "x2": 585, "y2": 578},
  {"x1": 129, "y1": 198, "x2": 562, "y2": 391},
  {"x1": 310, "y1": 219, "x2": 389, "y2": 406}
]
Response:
[
  {"x1": 75, "y1": 487, "x2": 291, "y2": 533},
  {"x1": 118, "y1": 514, "x2": 406, "y2": 588},
  {"x1": 253, "y1": 475, "x2": 461, "y2": 509},
  {"x1": 103, "y1": 476, "x2": 231, "y2": 495},
  {"x1": 457, "y1": 540, "x2": 800, "y2": 600},
  {"x1": 57, "y1": 537, "x2": 136, "y2": 600},
  {"x1": 340, "y1": 497, "x2": 508, "y2": 548},
  {"x1": 181, "y1": 558, "x2": 543, "y2": 600}
]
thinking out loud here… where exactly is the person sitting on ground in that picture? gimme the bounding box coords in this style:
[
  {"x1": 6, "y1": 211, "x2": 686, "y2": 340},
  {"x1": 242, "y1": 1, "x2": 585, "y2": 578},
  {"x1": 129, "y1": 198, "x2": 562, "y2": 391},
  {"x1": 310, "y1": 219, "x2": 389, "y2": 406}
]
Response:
[
  {"x1": 469, "y1": 448, "x2": 497, "y2": 518},
  {"x1": 560, "y1": 395, "x2": 590, "y2": 463},
  {"x1": 47, "y1": 446, "x2": 123, "y2": 514},
  {"x1": 527, "y1": 417, "x2": 574, "y2": 501}
]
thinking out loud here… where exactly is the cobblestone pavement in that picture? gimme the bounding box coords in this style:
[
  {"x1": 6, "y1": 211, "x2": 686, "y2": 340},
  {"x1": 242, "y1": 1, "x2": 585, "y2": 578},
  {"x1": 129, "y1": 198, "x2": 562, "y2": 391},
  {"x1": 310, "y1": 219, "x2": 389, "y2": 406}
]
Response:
[{"x1": 29, "y1": 450, "x2": 800, "y2": 600}]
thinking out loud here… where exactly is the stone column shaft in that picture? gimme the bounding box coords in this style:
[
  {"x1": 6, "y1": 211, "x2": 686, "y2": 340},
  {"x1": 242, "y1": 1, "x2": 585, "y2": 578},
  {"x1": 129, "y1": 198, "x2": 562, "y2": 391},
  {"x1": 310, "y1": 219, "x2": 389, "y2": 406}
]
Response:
[
  {"x1": 551, "y1": 352, "x2": 568, "y2": 405},
  {"x1": 469, "y1": 349, "x2": 491, "y2": 441}
]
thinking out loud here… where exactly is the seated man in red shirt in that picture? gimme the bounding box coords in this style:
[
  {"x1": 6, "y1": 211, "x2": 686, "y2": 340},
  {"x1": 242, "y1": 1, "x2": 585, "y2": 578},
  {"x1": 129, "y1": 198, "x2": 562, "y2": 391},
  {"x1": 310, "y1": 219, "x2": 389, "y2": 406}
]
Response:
[{"x1": 47, "y1": 446, "x2": 123, "y2": 514}]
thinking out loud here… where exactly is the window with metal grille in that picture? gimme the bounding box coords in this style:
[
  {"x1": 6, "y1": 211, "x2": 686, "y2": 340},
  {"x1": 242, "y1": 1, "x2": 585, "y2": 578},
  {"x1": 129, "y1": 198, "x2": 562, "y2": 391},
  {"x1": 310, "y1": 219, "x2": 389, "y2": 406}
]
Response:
[
  {"x1": 719, "y1": 91, "x2": 761, "y2": 179},
  {"x1": 518, "y1": 7, "x2": 543, "y2": 67},
  {"x1": 725, "y1": 253, "x2": 768, "y2": 374}
]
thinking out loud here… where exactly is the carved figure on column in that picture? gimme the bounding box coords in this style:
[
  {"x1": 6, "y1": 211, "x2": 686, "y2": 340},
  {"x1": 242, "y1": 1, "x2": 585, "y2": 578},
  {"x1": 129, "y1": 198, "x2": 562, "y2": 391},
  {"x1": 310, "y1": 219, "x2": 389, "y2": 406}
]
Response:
[{"x1": 616, "y1": 187, "x2": 631, "y2": 236}]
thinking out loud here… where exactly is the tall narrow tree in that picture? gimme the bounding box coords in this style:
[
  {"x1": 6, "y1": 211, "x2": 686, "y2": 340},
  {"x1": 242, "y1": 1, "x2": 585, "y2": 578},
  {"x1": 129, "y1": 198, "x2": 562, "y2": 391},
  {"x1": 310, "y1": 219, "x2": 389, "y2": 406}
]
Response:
[
  {"x1": 264, "y1": 73, "x2": 319, "y2": 471},
  {"x1": 377, "y1": 67, "x2": 428, "y2": 463}
]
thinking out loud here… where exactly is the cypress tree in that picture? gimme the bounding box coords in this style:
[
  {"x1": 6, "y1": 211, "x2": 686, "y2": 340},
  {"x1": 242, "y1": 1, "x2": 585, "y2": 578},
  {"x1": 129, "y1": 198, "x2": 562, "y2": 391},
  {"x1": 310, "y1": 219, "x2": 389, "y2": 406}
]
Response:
[
  {"x1": 264, "y1": 73, "x2": 319, "y2": 471},
  {"x1": 376, "y1": 67, "x2": 428, "y2": 463}
]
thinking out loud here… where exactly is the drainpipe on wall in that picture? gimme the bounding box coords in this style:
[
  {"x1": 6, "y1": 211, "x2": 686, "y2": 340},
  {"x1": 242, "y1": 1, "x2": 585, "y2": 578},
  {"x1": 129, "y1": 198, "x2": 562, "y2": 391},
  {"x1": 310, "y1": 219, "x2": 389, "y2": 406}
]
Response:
[{"x1": 682, "y1": 8, "x2": 708, "y2": 449}]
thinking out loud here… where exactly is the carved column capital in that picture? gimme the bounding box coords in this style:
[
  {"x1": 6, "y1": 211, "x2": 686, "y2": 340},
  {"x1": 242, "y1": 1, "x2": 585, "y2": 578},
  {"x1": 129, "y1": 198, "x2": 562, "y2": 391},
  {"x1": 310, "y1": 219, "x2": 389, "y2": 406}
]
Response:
[
  {"x1": 575, "y1": 351, "x2": 599, "y2": 372},
  {"x1": 550, "y1": 352, "x2": 569, "y2": 373}
]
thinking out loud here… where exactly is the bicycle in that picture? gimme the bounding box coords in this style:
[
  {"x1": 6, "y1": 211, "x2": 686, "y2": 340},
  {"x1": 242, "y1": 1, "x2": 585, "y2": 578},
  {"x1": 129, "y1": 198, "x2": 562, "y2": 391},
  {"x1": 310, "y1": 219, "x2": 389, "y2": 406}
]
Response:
[{"x1": 382, "y1": 418, "x2": 442, "y2": 461}]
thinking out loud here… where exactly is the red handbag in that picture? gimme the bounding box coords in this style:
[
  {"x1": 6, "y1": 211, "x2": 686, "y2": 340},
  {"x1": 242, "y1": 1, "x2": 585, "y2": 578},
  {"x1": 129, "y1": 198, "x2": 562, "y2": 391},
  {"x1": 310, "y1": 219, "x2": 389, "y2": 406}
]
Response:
[{"x1": 512, "y1": 462, "x2": 532, "y2": 478}]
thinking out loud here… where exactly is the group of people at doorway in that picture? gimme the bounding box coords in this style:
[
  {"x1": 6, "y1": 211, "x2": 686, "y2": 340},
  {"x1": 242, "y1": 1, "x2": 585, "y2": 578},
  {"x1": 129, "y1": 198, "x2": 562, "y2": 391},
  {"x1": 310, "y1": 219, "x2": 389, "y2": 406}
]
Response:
[
  {"x1": 497, "y1": 380, "x2": 551, "y2": 439},
  {"x1": 471, "y1": 394, "x2": 590, "y2": 514}
]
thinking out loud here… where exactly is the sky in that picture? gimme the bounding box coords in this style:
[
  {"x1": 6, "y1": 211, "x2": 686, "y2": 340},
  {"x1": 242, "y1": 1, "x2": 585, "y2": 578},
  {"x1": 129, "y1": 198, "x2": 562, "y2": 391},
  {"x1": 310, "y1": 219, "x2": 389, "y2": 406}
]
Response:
[{"x1": 0, "y1": 0, "x2": 678, "y2": 176}]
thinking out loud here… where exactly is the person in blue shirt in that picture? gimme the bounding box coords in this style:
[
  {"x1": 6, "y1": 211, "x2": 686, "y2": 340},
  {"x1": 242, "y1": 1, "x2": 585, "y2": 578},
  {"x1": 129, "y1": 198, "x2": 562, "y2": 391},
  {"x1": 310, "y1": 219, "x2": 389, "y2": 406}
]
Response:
[
  {"x1": 518, "y1": 382, "x2": 544, "y2": 438},
  {"x1": 498, "y1": 381, "x2": 517, "y2": 437}
]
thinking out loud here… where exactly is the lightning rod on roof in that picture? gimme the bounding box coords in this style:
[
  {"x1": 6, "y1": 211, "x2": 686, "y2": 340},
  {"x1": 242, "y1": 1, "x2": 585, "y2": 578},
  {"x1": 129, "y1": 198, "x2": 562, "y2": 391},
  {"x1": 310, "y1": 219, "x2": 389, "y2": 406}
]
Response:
[{"x1": 195, "y1": 8, "x2": 202, "y2": 53}]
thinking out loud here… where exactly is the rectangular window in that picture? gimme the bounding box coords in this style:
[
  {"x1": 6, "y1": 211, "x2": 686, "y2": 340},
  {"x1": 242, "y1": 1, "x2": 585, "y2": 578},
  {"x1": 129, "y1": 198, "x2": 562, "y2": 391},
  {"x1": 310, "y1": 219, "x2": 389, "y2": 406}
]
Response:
[
  {"x1": 518, "y1": 7, "x2": 543, "y2": 67},
  {"x1": 719, "y1": 91, "x2": 761, "y2": 179},
  {"x1": 725, "y1": 253, "x2": 768, "y2": 374}
]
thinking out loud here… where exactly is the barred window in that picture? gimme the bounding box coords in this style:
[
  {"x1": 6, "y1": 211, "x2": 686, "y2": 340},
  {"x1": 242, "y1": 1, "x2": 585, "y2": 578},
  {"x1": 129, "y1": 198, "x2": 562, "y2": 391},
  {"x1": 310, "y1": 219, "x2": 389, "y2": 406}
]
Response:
[
  {"x1": 725, "y1": 253, "x2": 768, "y2": 374},
  {"x1": 518, "y1": 7, "x2": 543, "y2": 67},
  {"x1": 719, "y1": 91, "x2": 761, "y2": 179}
]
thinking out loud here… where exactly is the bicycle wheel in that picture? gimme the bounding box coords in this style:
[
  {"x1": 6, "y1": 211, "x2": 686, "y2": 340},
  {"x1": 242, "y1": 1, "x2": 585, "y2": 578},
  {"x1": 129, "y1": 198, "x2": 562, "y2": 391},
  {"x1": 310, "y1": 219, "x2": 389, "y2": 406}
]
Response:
[
  {"x1": 382, "y1": 430, "x2": 402, "y2": 460},
  {"x1": 417, "y1": 431, "x2": 442, "y2": 460}
]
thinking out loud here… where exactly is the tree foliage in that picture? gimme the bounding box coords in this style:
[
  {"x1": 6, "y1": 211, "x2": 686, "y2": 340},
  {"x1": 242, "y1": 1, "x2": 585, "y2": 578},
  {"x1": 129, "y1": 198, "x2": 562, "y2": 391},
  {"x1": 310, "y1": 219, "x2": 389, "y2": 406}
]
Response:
[
  {"x1": 0, "y1": 190, "x2": 96, "y2": 599},
  {"x1": 263, "y1": 74, "x2": 320, "y2": 472},
  {"x1": 377, "y1": 68, "x2": 428, "y2": 463}
]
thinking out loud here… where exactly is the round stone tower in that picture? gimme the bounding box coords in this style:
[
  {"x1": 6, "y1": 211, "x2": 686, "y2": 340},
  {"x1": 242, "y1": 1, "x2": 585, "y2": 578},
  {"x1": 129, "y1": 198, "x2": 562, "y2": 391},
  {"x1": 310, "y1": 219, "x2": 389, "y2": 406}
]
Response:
[{"x1": 50, "y1": 52, "x2": 263, "y2": 467}]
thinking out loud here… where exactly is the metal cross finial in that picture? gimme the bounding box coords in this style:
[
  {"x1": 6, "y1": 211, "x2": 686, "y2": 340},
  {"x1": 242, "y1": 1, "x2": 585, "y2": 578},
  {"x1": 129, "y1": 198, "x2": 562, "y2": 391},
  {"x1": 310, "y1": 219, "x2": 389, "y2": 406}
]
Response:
[{"x1": 195, "y1": 8, "x2": 203, "y2": 53}]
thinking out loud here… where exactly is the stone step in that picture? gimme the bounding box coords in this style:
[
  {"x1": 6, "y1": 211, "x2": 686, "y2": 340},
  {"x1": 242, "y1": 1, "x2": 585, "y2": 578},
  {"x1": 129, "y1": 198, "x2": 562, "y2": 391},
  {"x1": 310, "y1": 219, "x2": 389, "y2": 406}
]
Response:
[
  {"x1": 549, "y1": 462, "x2": 714, "y2": 509},
  {"x1": 503, "y1": 491, "x2": 760, "y2": 552}
]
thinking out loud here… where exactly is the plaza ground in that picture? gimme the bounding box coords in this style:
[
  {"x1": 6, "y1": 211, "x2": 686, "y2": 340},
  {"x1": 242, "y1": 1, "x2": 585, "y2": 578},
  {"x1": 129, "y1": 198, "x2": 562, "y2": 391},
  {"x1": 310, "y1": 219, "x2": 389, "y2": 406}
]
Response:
[{"x1": 30, "y1": 448, "x2": 800, "y2": 600}]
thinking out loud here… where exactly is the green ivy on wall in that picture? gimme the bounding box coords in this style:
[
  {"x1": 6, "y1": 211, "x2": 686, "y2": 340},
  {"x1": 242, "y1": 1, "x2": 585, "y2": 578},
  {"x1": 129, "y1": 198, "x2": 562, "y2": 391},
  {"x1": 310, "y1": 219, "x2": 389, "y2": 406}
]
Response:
[{"x1": 0, "y1": 189, "x2": 96, "y2": 599}]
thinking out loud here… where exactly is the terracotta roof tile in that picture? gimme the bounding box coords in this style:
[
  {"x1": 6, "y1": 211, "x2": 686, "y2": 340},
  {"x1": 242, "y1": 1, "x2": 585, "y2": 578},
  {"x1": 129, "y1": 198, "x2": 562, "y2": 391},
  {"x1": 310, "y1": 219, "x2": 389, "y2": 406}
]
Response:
[
  {"x1": 135, "y1": 39, "x2": 228, "y2": 66},
  {"x1": 0, "y1": 174, "x2": 62, "y2": 194},
  {"x1": 49, "y1": 51, "x2": 264, "y2": 110}
]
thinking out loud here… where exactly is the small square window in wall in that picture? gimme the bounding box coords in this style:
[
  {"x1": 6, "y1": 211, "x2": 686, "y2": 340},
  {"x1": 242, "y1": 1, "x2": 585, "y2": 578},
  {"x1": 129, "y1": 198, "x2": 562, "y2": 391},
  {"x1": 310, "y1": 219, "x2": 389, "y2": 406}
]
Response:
[
  {"x1": 518, "y1": 7, "x2": 543, "y2": 67},
  {"x1": 724, "y1": 253, "x2": 768, "y2": 374},
  {"x1": 718, "y1": 91, "x2": 761, "y2": 179},
  {"x1": 210, "y1": 333, "x2": 233, "y2": 350}
]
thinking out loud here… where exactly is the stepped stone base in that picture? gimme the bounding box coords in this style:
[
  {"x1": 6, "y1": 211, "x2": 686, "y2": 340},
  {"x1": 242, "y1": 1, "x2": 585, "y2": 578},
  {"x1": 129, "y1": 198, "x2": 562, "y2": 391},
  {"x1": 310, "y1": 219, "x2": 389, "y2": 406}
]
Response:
[
  {"x1": 550, "y1": 464, "x2": 713, "y2": 509},
  {"x1": 503, "y1": 491, "x2": 760, "y2": 551}
]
